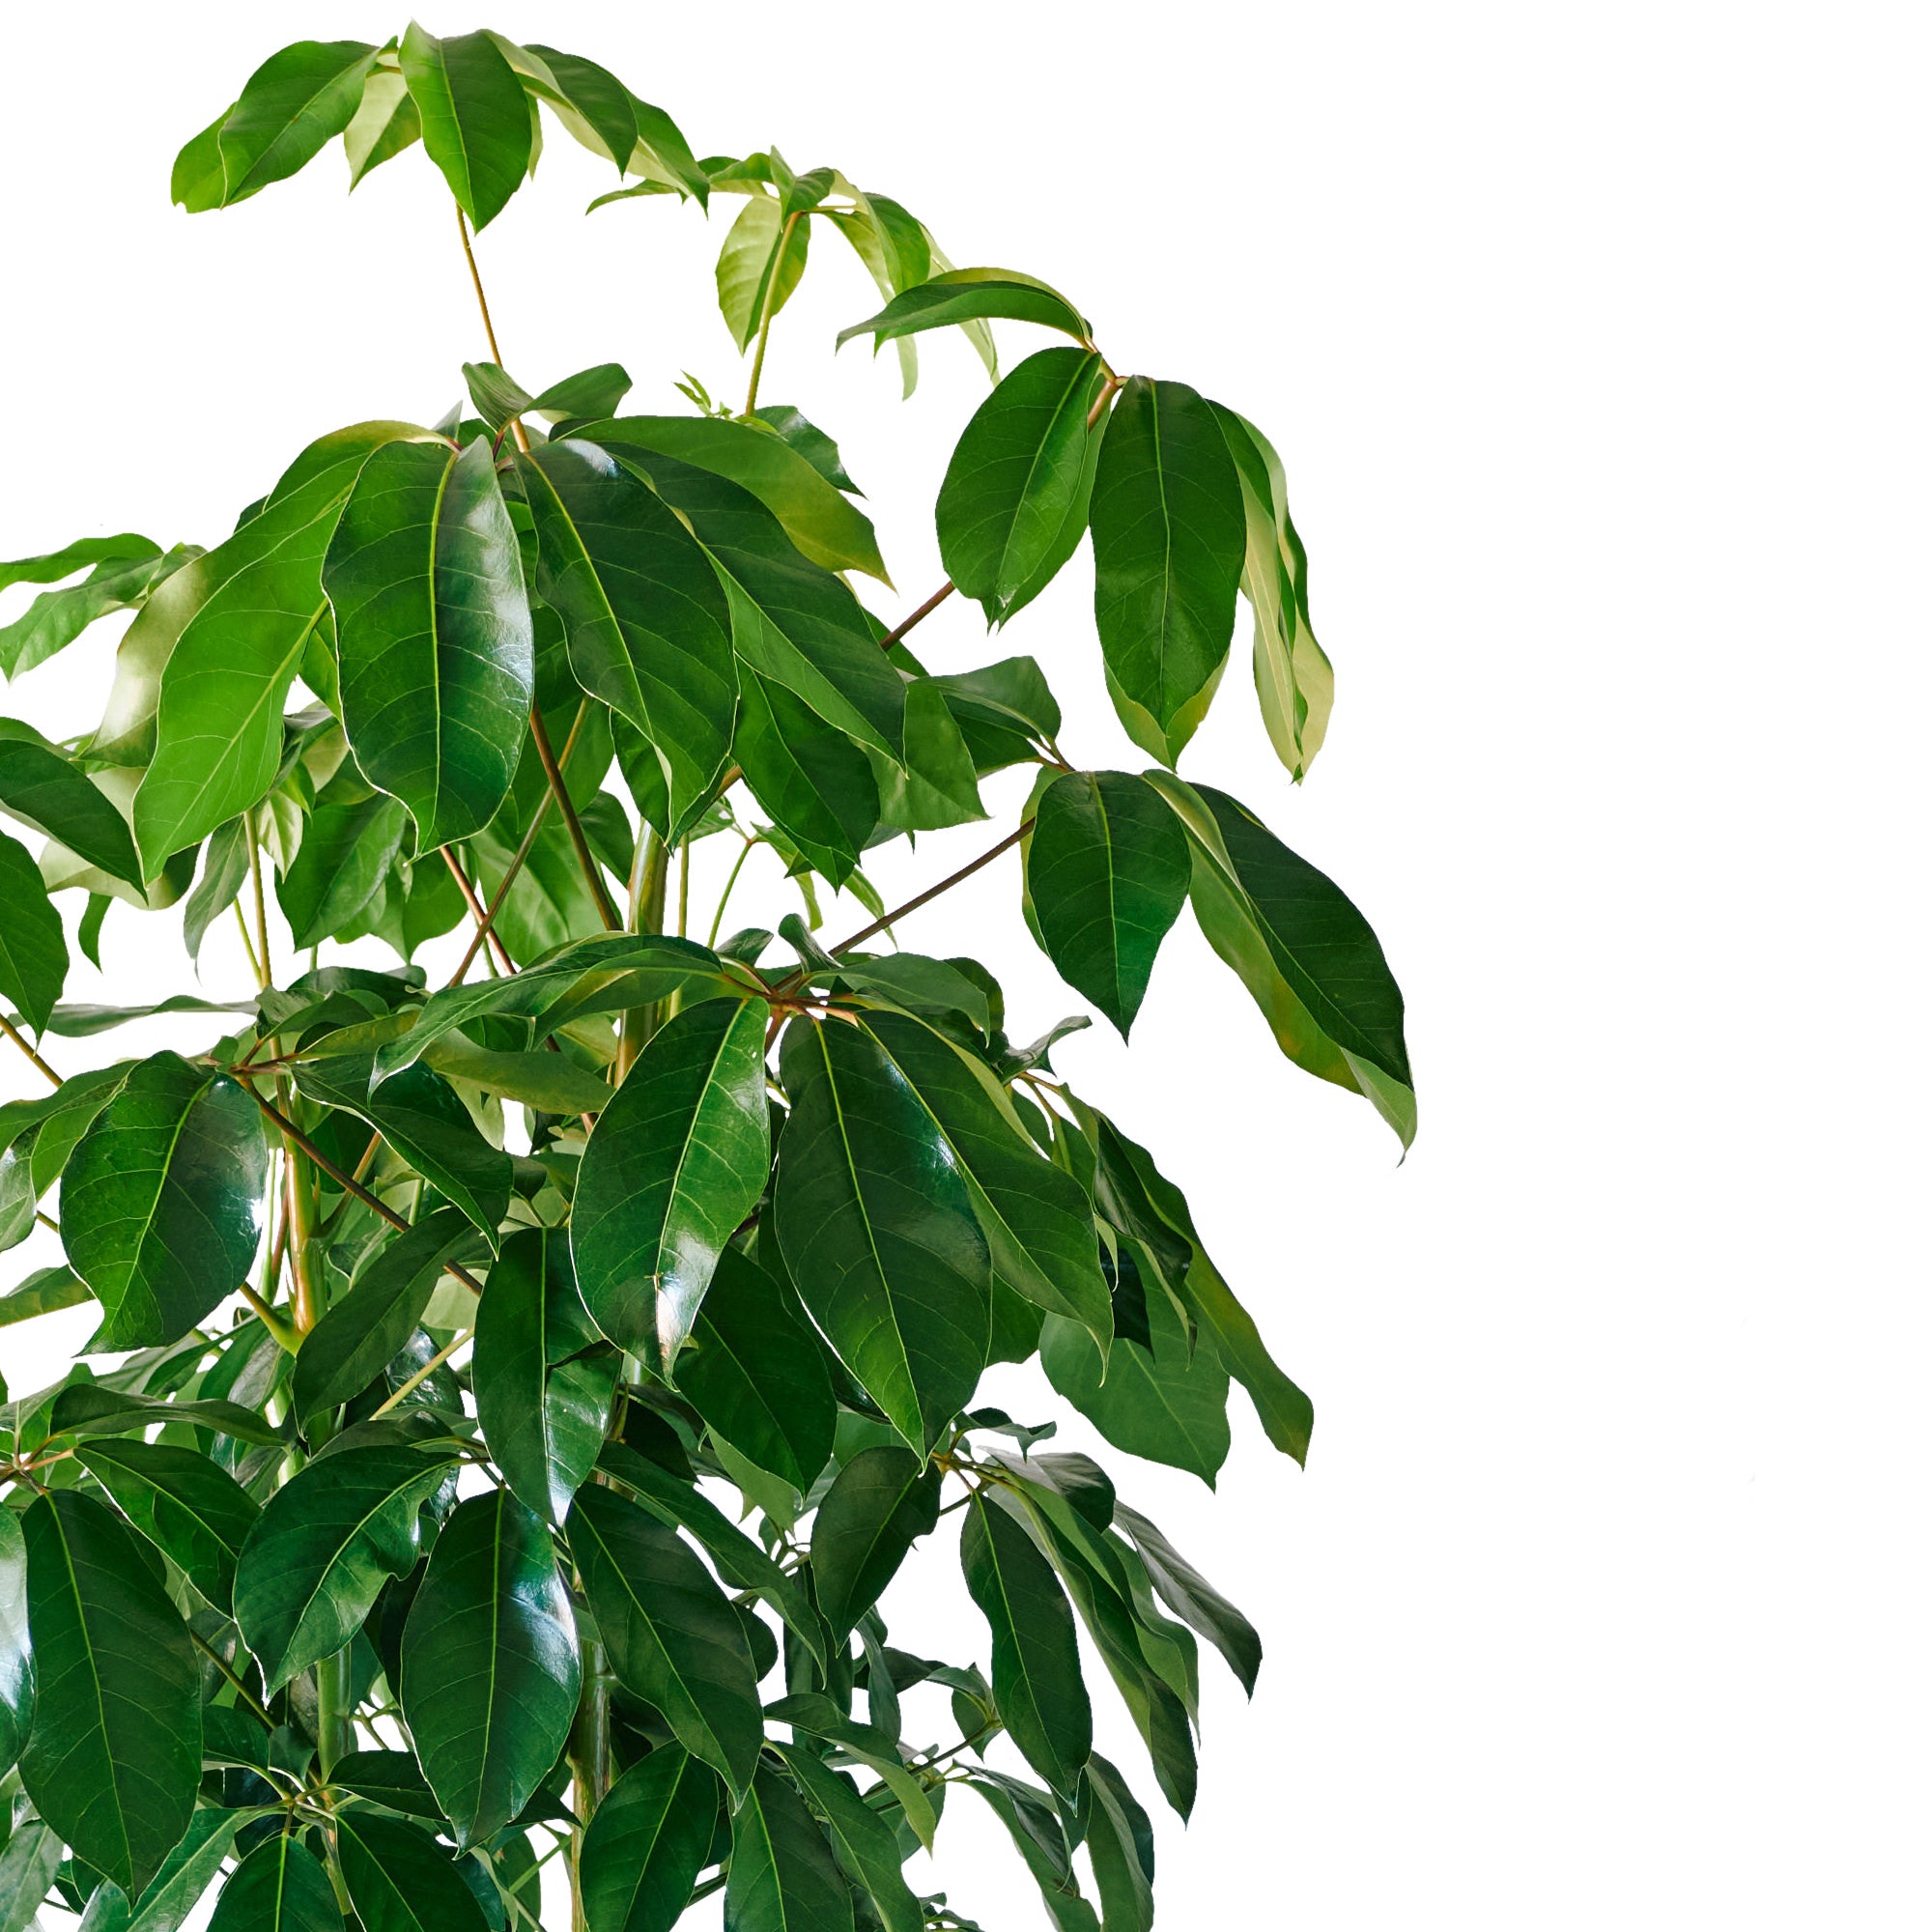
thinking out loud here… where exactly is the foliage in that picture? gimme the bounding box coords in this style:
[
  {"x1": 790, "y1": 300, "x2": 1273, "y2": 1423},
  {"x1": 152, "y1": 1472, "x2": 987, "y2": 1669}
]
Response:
[{"x1": 0, "y1": 28, "x2": 1411, "y2": 1932}]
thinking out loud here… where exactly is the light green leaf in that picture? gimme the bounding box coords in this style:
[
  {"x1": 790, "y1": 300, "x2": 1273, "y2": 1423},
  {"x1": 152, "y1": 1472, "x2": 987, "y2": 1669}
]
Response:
[
  {"x1": 178, "y1": 41, "x2": 380, "y2": 211},
  {"x1": 0, "y1": 1823, "x2": 61, "y2": 1932},
  {"x1": 717, "y1": 194, "x2": 810, "y2": 351},
  {"x1": 399, "y1": 26, "x2": 530, "y2": 231},
  {"x1": 838, "y1": 268, "x2": 1090, "y2": 353},
  {"x1": 344, "y1": 65, "x2": 421, "y2": 188},
  {"x1": 0, "y1": 543, "x2": 187, "y2": 683}
]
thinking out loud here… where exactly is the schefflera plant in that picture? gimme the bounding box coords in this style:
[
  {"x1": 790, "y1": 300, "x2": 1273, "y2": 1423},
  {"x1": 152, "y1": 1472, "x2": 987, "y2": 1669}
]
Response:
[{"x1": 0, "y1": 26, "x2": 1412, "y2": 1932}]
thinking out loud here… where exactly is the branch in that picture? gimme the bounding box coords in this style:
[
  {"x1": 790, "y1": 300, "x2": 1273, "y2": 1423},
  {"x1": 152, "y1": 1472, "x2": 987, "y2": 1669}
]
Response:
[
  {"x1": 878, "y1": 581, "x2": 953, "y2": 650},
  {"x1": 440, "y1": 846, "x2": 515, "y2": 976},
  {"x1": 743, "y1": 211, "x2": 802, "y2": 418},
  {"x1": 529, "y1": 705, "x2": 622, "y2": 931},
  {"x1": 456, "y1": 206, "x2": 529, "y2": 456},
  {"x1": 0, "y1": 1012, "x2": 61, "y2": 1089},
  {"x1": 830, "y1": 819, "x2": 1032, "y2": 957}
]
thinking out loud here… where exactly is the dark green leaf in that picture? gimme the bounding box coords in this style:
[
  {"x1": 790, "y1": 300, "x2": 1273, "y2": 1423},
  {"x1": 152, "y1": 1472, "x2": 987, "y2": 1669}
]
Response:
[
  {"x1": 402, "y1": 1487, "x2": 580, "y2": 1847},
  {"x1": 775, "y1": 1020, "x2": 990, "y2": 1453},
  {"x1": 0, "y1": 1823, "x2": 61, "y2": 1932},
  {"x1": 808, "y1": 1446, "x2": 941, "y2": 1640},
  {"x1": 867, "y1": 677, "x2": 984, "y2": 835},
  {"x1": 0, "y1": 831, "x2": 65, "y2": 1034},
  {"x1": 1080, "y1": 1754, "x2": 1155, "y2": 1932},
  {"x1": 519, "y1": 45, "x2": 635, "y2": 173},
  {"x1": 335, "y1": 1814, "x2": 489, "y2": 1932},
  {"x1": 0, "y1": 723, "x2": 144, "y2": 889},
  {"x1": 773, "y1": 1744, "x2": 922, "y2": 1932},
  {"x1": 326, "y1": 438, "x2": 534, "y2": 850},
  {"x1": 45, "y1": 1384, "x2": 282, "y2": 1448},
  {"x1": 1090, "y1": 378, "x2": 1246, "y2": 766},
  {"x1": 838, "y1": 268, "x2": 1090, "y2": 354},
  {"x1": 1024, "y1": 771, "x2": 1189, "y2": 1038},
  {"x1": 206, "y1": 1834, "x2": 339, "y2": 1932},
  {"x1": 571, "y1": 996, "x2": 769, "y2": 1365},
  {"x1": 531, "y1": 363, "x2": 634, "y2": 421},
  {"x1": 330, "y1": 1747, "x2": 444, "y2": 1819},
  {"x1": 124, "y1": 1807, "x2": 242, "y2": 1932},
  {"x1": 930, "y1": 655, "x2": 1063, "y2": 768},
  {"x1": 61, "y1": 1053, "x2": 270, "y2": 1349},
  {"x1": 19, "y1": 1492, "x2": 199, "y2": 1897},
  {"x1": 748, "y1": 408, "x2": 857, "y2": 492},
  {"x1": 0, "y1": 1507, "x2": 30, "y2": 1781},
  {"x1": 183, "y1": 818, "x2": 250, "y2": 961},
  {"x1": 276, "y1": 781, "x2": 409, "y2": 951},
  {"x1": 961, "y1": 1774, "x2": 1096, "y2": 1932},
  {"x1": 567, "y1": 1484, "x2": 762, "y2": 1800},
  {"x1": 461, "y1": 362, "x2": 533, "y2": 432},
  {"x1": 73, "y1": 1440, "x2": 259, "y2": 1613},
  {"x1": 579, "y1": 1747, "x2": 719, "y2": 1932},
  {"x1": 1112, "y1": 1504, "x2": 1260, "y2": 1697},
  {"x1": 235, "y1": 1438, "x2": 458, "y2": 1692},
  {"x1": 725, "y1": 1763, "x2": 855, "y2": 1932},
  {"x1": 733, "y1": 669, "x2": 879, "y2": 886},
  {"x1": 764, "y1": 1694, "x2": 937, "y2": 1853},
  {"x1": 398, "y1": 27, "x2": 530, "y2": 231}
]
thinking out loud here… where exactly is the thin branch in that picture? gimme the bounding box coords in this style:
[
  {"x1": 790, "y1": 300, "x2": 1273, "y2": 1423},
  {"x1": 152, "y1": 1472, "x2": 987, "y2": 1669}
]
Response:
[
  {"x1": 529, "y1": 705, "x2": 622, "y2": 930},
  {"x1": 456, "y1": 207, "x2": 530, "y2": 456},
  {"x1": 245, "y1": 807, "x2": 271, "y2": 992},
  {"x1": 706, "y1": 836, "x2": 756, "y2": 948},
  {"x1": 0, "y1": 1013, "x2": 61, "y2": 1089},
  {"x1": 743, "y1": 211, "x2": 802, "y2": 418},
  {"x1": 231, "y1": 899, "x2": 262, "y2": 984},
  {"x1": 830, "y1": 819, "x2": 1032, "y2": 957},
  {"x1": 370, "y1": 1326, "x2": 472, "y2": 1417},
  {"x1": 1086, "y1": 372, "x2": 1124, "y2": 430},
  {"x1": 440, "y1": 846, "x2": 515, "y2": 975},
  {"x1": 877, "y1": 580, "x2": 954, "y2": 650}
]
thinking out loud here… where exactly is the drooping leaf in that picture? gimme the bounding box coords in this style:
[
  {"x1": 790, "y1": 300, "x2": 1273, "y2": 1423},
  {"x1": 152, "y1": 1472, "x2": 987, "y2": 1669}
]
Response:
[
  {"x1": 566, "y1": 1484, "x2": 763, "y2": 1799},
  {"x1": 0, "y1": 830, "x2": 66, "y2": 1034},
  {"x1": 60, "y1": 1053, "x2": 270, "y2": 1349},
  {"x1": 1112, "y1": 1503, "x2": 1260, "y2": 1697},
  {"x1": 401, "y1": 1487, "x2": 581, "y2": 1847},
  {"x1": 717, "y1": 194, "x2": 811, "y2": 351},
  {"x1": 748, "y1": 407, "x2": 857, "y2": 492},
  {"x1": 867, "y1": 675, "x2": 984, "y2": 835},
  {"x1": 326, "y1": 437, "x2": 534, "y2": 850},
  {"x1": 725, "y1": 1763, "x2": 856, "y2": 1932},
  {"x1": 122, "y1": 1807, "x2": 242, "y2": 1932},
  {"x1": 1089, "y1": 378, "x2": 1246, "y2": 766},
  {"x1": 0, "y1": 1507, "x2": 30, "y2": 1782},
  {"x1": 838, "y1": 269, "x2": 1090, "y2": 354},
  {"x1": 398, "y1": 26, "x2": 531, "y2": 231},
  {"x1": 1024, "y1": 771, "x2": 1190, "y2": 1038},
  {"x1": 329, "y1": 1748, "x2": 444, "y2": 1821},
  {"x1": 1079, "y1": 1754, "x2": 1155, "y2": 1932},
  {"x1": 937, "y1": 348, "x2": 1109, "y2": 621},
  {"x1": 773, "y1": 1743, "x2": 923, "y2": 1932},
  {"x1": 1144, "y1": 774, "x2": 1414, "y2": 1146},
  {"x1": 206, "y1": 1834, "x2": 340, "y2": 1932},
  {"x1": 234, "y1": 1438, "x2": 458, "y2": 1692},
  {"x1": 334, "y1": 1814, "x2": 490, "y2": 1932},
  {"x1": 43, "y1": 1383, "x2": 283, "y2": 1448},
  {"x1": 579, "y1": 1747, "x2": 720, "y2": 1932},
  {"x1": 0, "y1": 544, "x2": 191, "y2": 684},
  {"x1": 18, "y1": 1492, "x2": 200, "y2": 1897},
  {"x1": 808, "y1": 1445, "x2": 942, "y2": 1640},
  {"x1": 774, "y1": 1019, "x2": 991, "y2": 1453},
  {"x1": 275, "y1": 780, "x2": 409, "y2": 950},
  {"x1": 531, "y1": 362, "x2": 635, "y2": 421},
  {"x1": 732, "y1": 669, "x2": 879, "y2": 886},
  {"x1": 72, "y1": 1440, "x2": 259, "y2": 1614},
  {"x1": 0, "y1": 722, "x2": 145, "y2": 888},
  {"x1": 344, "y1": 66, "x2": 421, "y2": 188},
  {"x1": 765, "y1": 1693, "x2": 938, "y2": 1853},
  {"x1": 182, "y1": 816, "x2": 250, "y2": 960},
  {"x1": 571, "y1": 996, "x2": 771, "y2": 1366}
]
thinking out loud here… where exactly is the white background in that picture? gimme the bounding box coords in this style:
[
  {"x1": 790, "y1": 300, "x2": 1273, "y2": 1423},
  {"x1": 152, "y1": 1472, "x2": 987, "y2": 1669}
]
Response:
[{"x1": 3, "y1": 4, "x2": 1928, "y2": 1925}]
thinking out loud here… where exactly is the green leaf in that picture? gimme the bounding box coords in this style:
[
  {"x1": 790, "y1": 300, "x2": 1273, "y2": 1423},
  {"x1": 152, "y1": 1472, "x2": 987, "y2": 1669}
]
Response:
[
  {"x1": 398, "y1": 26, "x2": 531, "y2": 231},
  {"x1": 725, "y1": 1764, "x2": 855, "y2": 1932},
  {"x1": 1144, "y1": 774, "x2": 1414, "y2": 1146},
  {"x1": 179, "y1": 41, "x2": 380, "y2": 211},
  {"x1": 206, "y1": 1834, "x2": 340, "y2": 1932},
  {"x1": 961, "y1": 1492, "x2": 1092, "y2": 1799},
  {"x1": 566, "y1": 1485, "x2": 762, "y2": 1801},
  {"x1": 571, "y1": 997, "x2": 771, "y2": 1365},
  {"x1": 774, "y1": 1020, "x2": 991, "y2": 1454},
  {"x1": 291, "y1": 1209, "x2": 480, "y2": 1420},
  {"x1": 1024, "y1": 771, "x2": 1189, "y2": 1038},
  {"x1": 61, "y1": 1053, "x2": 270, "y2": 1349},
  {"x1": 44, "y1": 1384, "x2": 283, "y2": 1448},
  {"x1": 773, "y1": 1744, "x2": 922, "y2": 1932},
  {"x1": 129, "y1": 424, "x2": 418, "y2": 874},
  {"x1": 867, "y1": 676, "x2": 983, "y2": 834},
  {"x1": 419, "y1": 1034, "x2": 614, "y2": 1116},
  {"x1": 334, "y1": 1814, "x2": 490, "y2": 1932},
  {"x1": 676, "y1": 1246, "x2": 836, "y2": 1498},
  {"x1": 344, "y1": 66, "x2": 421, "y2": 188},
  {"x1": 235, "y1": 1438, "x2": 458, "y2": 1693},
  {"x1": 0, "y1": 722, "x2": 145, "y2": 888},
  {"x1": 295, "y1": 1058, "x2": 511, "y2": 1244},
  {"x1": 1089, "y1": 377, "x2": 1247, "y2": 766},
  {"x1": 0, "y1": 544, "x2": 189, "y2": 683},
  {"x1": 329, "y1": 1748, "x2": 444, "y2": 1820},
  {"x1": 748, "y1": 408, "x2": 857, "y2": 492},
  {"x1": 581, "y1": 416, "x2": 889, "y2": 582},
  {"x1": 763, "y1": 1694, "x2": 937, "y2": 1853},
  {"x1": 961, "y1": 1773, "x2": 1098, "y2": 1932},
  {"x1": 516, "y1": 43, "x2": 634, "y2": 172},
  {"x1": 0, "y1": 830, "x2": 66, "y2": 1034},
  {"x1": 1209, "y1": 403, "x2": 1333, "y2": 781},
  {"x1": 0, "y1": 1507, "x2": 30, "y2": 1782},
  {"x1": 838, "y1": 268, "x2": 1090, "y2": 353},
  {"x1": 855, "y1": 1010, "x2": 1111, "y2": 1349},
  {"x1": 73, "y1": 1440, "x2": 259, "y2": 1614},
  {"x1": 182, "y1": 818, "x2": 250, "y2": 961},
  {"x1": 1112, "y1": 1503, "x2": 1260, "y2": 1696},
  {"x1": 460, "y1": 362, "x2": 533, "y2": 432},
  {"x1": 0, "y1": 1823, "x2": 62, "y2": 1932},
  {"x1": 732, "y1": 669, "x2": 879, "y2": 886},
  {"x1": 18, "y1": 1492, "x2": 199, "y2": 1897},
  {"x1": 531, "y1": 363, "x2": 634, "y2": 421},
  {"x1": 124, "y1": 1806, "x2": 242, "y2": 1932},
  {"x1": 401, "y1": 1487, "x2": 581, "y2": 1848},
  {"x1": 26, "y1": 997, "x2": 251, "y2": 1040},
  {"x1": 1079, "y1": 1754, "x2": 1155, "y2": 1932},
  {"x1": 473, "y1": 1225, "x2": 610, "y2": 1522},
  {"x1": 807, "y1": 1445, "x2": 941, "y2": 1640},
  {"x1": 517, "y1": 441, "x2": 736, "y2": 830},
  {"x1": 0, "y1": 534, "x2": 160, "y2": 595},
  {"x1": 717, "y1": 195, "x2": 810, "y2": 351},
  {"x1": 937, "y1": 348, "x2": 1109, "y2": 621},
  {"x1": 326, "y1": 437, "x2": 534, "y2": 850},
  {"x1": 579, "y1": 1747, "x2": 719, "y2": 1932},
  {"x1": 276, "y1": 781, "x2": 410, "y2": 950}
]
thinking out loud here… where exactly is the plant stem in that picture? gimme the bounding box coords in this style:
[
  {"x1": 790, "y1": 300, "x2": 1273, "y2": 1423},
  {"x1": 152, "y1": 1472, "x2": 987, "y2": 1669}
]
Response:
[
  {"x1": 742, "y1": 211, "x2": 802, "y2": 418},
  {"x1": 830, "y1": 818, "x2": 1033, "y2": 956},
  {"x1": 878, "y1": 580, "x2": 955, "y2": 649},
  {"x1": 245, "y1": 807, "x2": 271, "y2": 991},
  {"x1": 315, "y1": 1644, "x2": 352, "y2": 1776},
  {"x1": 0, "y1": 1013, "x2": 61, "y2": 1089},
  {"x1": 278, "y1": 1095, "x2": 322, "y2": 1335},
  {"x1": 566, "y1": 1635, "x2": 611, "y2": 1927},
  {"x1": 614, "y1": 829, "x2": 669, "y2": 1083},
  {"x1": 1086, "y1": 372, "x2": 1124, "y2": 429},
  {"x1": 706, "y1": 836, "x2": 755, "y2": 948},
  {"x1": 676, "y1": 838, "x2": 690, "y2": 937},
  {"x1": 441, "y1": 846, "x2": 515, "y2": 974},
  {"x1": 231, "y1": 899, "x2": 262, "y2": 983},
  {"x1": 369, "y1": 1327, "x2": 472, "y2": 1416},
  {"x1": 529, "y1": 706, "x2": 621, "y2": 930},
  {"x1": 456, "y1": 206, "x2": 530, "y2": 455}
]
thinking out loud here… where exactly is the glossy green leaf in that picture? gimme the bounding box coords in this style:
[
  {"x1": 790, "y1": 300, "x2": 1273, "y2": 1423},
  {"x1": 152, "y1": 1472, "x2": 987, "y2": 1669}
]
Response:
[
  {"x1": 1024, "y1": 771, "x2": 1189, "y2": 1038},
  {"x1": 326, "y1": 437, "x2": 533, "y2": 850},
  {"x1": 579, "y1": 1747, "x2": 719, "y2": 1932},
  {"x1": 473, "y1": 1225, "x2": 610, "y2": 1521},
  {"x1": 334, "y1": 1814, "x2": 489, "y2": 1932},
  {"x1": 775, "y1": 1019, "x2": 991, "y2": 1453},
  {"x1": 73, "y1": 1440, "x2": 259, "y2": 1613},
  {"x1": 0, "y1": 1507, "x2": 30, "y2": 1781},
  {"x1": 18, "y1": 1492, "x2": 199, "y2": 1897},
  {"x1": 961, "y1": 1492, "x2": 1092, "y2": 1798},
  {"x1": 774, "y1": 1743, "x2": 922, "y2": 1932},
  {"x1": 206, "y1": 1834, "x2": 340, "y2": 1932},
  {"x1": 1090, "y1": 377, "x2": 1246, "y2": 766},
  {"x1": 235, "y1": 1438, "x2": 458, "y2": 1692},
  {"x1": 867, "y1": 675, "x2": 984, "y2": 834},
  {"x1": 717, "y1": 194, "x2": 810, "y2": 351},
  {"x1": 938, "y1": 348, "x2": 1109, "y2": 621},
  {"x1": 532, "y1": 362, "x2": 635, "y2": 421},
  {"x1": 0, "y1": 723, "x2": 144, "y2": 888},
  {"x1": 1145, "y1": 773, "x2": 1414, "y2": 1145},
  {"x1": 764, "y1": 1694, "x2": 937, "y2": 1853},
  {"x1": 808, "y1": 1445, "x2": 941, "y2": 1639},
  {"x1": 175, "y1": 41, "x2": 380, "y2": 211},
  {"x1": 856, "y1": 1009, "x2": 1111, "y2": 1348},
  {"x1": 748, "y1": 407, "x2": 856, "y2": 492},
  {"x1": 291, "y1": 1209, "x2": 480, "y2": 1420},
  {"x1": 518, "y1": 440, "x2": 736, "y2": 829},
  {"x1": 572, "y1": 996, "x2": 769, "y2": 1365},
  {"x1": 276, "y1": 779, "x2": 409, "y2": 949},
  {"x1": 0, "y1": 830, "x2": 66, "y2": 1034},
  {"x1": 725, "y1": 1764, "x2": 855, "y2": 1932},
  {"x1": 838, "y1": 268, "x2": 1090, "y2": 354},
  {"x1": 61, "y1": 1053, "x2": 269, "y2": 1349},
  {"x1": 733, "y1": 669, "x2": 879, "y2": 886},
  {"x1": 676, "y1": 1245, "x2": 836, "y2": 1496},
  {"x1": 401, "y1": 1487, "x2": 580, "y2": 1847},
  {"x1": 399, "y1": 26, "x2": 530, "y2": 231},
  {"x1": 569, "y1": 1484, "x2": 762, "y2": 1798},
  {"x1": 1080, "y1": 1753, "x2": 1155, "y2": 1932},
  {"x1": 182, "y1": 817, "x2": 249, "y2": 959},
  {"x1": 516, "y1": 43, "x2": 634, "y2": 173},
  {"x1": 0, "y1": 543, "x2": 190, "y2": 683},
  {"x1": 329, "y1": 1748, "x2": 444, "y2": 1820},
  {"x1": 962, "y1": 1773, "x2": 1098, "y2": 1932},
  {"x1": 122, "y1": 1807, "x2": 242, "y2": 1932},
  {"x1": 44, "y1": 1383, "x2": 283, "y2": 1448}
]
